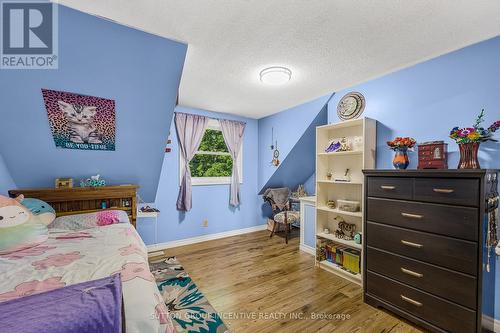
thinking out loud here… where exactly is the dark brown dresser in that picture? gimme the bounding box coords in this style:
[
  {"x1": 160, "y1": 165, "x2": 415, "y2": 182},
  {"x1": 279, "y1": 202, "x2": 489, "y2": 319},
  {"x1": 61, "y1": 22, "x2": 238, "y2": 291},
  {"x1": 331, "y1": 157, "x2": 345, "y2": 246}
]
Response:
[{"x1": 363, "y1": 170, "x2": 498, "y2": 333}]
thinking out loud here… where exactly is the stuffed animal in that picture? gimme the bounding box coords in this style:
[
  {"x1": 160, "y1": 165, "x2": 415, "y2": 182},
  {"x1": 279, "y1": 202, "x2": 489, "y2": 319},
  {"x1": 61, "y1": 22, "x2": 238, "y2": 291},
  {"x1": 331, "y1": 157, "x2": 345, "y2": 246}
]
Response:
[
  {"x1": 0, "y1": 195, "x2": 48, "y2": 255},
  {"x1": 21, "y1": 198, "x2": 56, "y2": 226}
]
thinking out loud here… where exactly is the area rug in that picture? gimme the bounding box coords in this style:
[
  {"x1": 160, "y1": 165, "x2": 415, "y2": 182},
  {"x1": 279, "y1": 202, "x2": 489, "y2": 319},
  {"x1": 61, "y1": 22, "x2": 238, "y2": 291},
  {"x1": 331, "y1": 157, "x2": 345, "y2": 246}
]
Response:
[{"x1": 150, "y1": 256, "x2": 230, "y2": 333}]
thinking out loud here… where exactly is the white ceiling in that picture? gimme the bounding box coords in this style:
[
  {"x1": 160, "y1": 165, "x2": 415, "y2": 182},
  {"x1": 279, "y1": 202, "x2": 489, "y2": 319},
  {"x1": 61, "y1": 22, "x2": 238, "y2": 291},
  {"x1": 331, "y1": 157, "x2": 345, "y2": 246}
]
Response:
[{"x1": 56, "y1": 1, "x2": 500, "y2": 119}]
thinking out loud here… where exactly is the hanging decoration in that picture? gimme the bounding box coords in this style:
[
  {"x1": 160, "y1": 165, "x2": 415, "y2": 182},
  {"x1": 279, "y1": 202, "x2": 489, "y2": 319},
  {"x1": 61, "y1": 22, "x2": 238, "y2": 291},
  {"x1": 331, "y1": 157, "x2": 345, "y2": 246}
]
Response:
[
  {"x1": 270, "y1": 127, "x2": 280, "y2": 166},
  {"x1": 486, "y1": 173, "x2": 498, "y2": 272},
  {"x1": 165, "y1": 132, "x2": 172, "y2": 153}
]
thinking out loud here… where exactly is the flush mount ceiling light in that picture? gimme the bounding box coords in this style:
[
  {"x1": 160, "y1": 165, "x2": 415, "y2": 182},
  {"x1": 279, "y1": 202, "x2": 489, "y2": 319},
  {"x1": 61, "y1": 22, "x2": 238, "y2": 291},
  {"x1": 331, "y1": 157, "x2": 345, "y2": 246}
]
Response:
[{"x1": 259, "y1": 66, "x2": 292, "y2": 85}]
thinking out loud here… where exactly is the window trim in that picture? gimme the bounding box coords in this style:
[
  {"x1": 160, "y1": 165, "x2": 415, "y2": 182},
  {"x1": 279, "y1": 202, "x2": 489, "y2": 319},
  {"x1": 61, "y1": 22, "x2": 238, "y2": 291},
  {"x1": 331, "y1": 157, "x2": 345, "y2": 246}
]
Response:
[{"x1": 179, "y1": 118, "x2": 243, "y2": 186}]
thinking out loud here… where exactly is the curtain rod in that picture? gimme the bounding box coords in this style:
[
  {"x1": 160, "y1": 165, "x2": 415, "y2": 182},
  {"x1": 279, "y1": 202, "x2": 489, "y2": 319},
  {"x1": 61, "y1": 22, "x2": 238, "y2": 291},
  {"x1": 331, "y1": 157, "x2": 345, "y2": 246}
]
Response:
[{"x1": 174, "y1": 111, "x2": 246, "y2": 125}]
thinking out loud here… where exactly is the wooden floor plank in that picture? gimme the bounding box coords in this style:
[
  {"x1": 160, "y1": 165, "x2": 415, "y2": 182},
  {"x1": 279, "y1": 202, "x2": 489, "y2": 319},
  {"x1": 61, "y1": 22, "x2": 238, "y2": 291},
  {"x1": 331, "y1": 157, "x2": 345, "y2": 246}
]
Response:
[{"x1": 157, "y1": 229, "x2": 422, "y2": 333}]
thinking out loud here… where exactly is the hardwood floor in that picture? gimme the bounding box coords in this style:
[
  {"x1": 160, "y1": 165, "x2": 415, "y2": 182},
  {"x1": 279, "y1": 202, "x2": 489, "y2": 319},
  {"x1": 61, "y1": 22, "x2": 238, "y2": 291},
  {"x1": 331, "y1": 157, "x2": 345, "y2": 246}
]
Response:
[{"x1": 152, "y1": 229, "x2": 423, "y2": 333}]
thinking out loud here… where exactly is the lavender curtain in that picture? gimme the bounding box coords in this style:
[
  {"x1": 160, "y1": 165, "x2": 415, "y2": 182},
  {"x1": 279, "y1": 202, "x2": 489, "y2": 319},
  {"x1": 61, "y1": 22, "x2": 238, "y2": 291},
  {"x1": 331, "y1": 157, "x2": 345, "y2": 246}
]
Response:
[
  {"x1": 220, "y1": 119, "x2": 246, "y2": 206},
  {"x1": 175, "y1": 112, "x2": 208, "y2": 211}
]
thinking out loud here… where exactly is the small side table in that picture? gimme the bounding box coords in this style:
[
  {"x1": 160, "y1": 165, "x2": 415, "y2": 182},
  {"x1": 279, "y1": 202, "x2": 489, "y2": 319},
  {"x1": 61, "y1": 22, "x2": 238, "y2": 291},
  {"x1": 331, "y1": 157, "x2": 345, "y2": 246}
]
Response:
[{"x1": 137, "y1": 211, "x2": 159, "y2": 244}]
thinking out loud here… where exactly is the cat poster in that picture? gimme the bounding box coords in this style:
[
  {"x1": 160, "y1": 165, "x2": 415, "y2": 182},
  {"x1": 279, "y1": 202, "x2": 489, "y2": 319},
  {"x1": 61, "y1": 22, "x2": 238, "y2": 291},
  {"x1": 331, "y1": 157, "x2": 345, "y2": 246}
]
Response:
[{"x1": 41, "y1": 89, "x2": 116, "y2": 151}]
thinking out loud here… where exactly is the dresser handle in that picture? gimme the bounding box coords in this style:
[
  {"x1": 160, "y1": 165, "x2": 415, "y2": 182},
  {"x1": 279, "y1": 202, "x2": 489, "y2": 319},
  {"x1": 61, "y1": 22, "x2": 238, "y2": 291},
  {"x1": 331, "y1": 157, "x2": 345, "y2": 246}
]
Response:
[
  {"x1": 433, "y1": 188, "x2": 454, "y2": 194},
  {"x1": 401, "y1": 295, "x2": 423, "y2": 307},
  {"x1": 401, "y1": 240, "x2": 423, "y2": 248},
  {"x1": 401, "y1": 267, "x2": 423, "y2": 278},
  {"x1": 380, "y1": 185, "x2": 396, "y2": 190},
  {"x1": 401, "y1": 212, "x2": 423, "y2": 219}
]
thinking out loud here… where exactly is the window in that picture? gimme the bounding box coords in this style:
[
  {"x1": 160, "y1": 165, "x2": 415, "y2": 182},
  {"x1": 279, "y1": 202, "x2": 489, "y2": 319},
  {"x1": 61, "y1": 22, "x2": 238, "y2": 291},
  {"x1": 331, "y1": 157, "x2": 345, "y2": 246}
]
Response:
[{"x1": 180, "y1": 118, "x2": 243, "y2": 185}]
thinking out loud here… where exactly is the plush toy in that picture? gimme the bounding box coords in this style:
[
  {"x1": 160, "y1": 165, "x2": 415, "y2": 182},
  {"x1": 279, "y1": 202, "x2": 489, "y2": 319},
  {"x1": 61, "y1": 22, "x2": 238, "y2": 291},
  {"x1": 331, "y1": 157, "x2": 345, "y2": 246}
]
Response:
[
  {"x1": 21, "y1": 198, "x2": 56, "y2": 226},
  {"x1": 0, "y1": 195, "x2": 48, "y2": 255}
]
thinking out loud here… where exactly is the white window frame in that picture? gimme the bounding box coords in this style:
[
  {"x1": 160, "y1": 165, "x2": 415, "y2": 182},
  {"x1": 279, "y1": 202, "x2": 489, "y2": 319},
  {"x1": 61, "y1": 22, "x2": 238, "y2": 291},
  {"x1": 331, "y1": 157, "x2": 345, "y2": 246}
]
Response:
[{"x1": 179, "y1": 118, "x2": 243, "y2": 186}]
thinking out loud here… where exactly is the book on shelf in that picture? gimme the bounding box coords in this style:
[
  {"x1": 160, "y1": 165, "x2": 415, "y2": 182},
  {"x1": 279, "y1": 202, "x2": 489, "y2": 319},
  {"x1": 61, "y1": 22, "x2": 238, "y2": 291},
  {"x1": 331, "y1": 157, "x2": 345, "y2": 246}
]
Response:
[{"x1": 321, "y1": 240, "x2": 360, "y2": 275}]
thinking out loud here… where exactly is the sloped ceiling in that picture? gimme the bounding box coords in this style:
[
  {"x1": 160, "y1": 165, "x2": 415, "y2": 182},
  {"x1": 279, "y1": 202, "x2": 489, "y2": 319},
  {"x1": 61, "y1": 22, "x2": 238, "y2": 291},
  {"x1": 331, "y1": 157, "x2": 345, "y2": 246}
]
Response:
[
  {"x1": 258, "y1": 105, "x2": 328, "y2": 194},
  {"x1": 0, "y1": 6, "x2": 187, "y2": 201},
  {"x1": 55, "y1": 0, "x2": 500, "y2": 118},
  {"x1": 258, "y1": 94, "x2": 332, "y2": 190}
]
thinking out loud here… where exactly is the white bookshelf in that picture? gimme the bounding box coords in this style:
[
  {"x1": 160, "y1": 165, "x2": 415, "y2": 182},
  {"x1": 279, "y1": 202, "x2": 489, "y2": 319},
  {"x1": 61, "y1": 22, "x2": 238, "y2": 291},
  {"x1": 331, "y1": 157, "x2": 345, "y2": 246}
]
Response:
[{"x1": 315, "y1": 117, "x2": 376, "y2": 286}]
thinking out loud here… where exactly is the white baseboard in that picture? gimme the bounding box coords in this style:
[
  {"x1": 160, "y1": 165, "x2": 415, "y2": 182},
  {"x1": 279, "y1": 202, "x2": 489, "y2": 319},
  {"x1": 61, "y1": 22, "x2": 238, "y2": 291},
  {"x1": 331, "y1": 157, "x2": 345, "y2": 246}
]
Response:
[
  {"x1": 147, "y1": 224, "x2": 268, "y2": 252},
  {"x1": 300, "y1": 244, "x2": 315, "y2": 256},
  {"x1": 483, "y1": 315, "x2": 500, "y2": 332}
]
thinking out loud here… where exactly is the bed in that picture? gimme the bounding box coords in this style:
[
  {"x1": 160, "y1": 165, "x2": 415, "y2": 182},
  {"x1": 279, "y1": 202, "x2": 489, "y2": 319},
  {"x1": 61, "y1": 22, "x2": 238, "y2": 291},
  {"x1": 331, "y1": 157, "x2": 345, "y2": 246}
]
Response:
[{"x1": 0, "y1": 212, "x2": 173, "y2": 333}]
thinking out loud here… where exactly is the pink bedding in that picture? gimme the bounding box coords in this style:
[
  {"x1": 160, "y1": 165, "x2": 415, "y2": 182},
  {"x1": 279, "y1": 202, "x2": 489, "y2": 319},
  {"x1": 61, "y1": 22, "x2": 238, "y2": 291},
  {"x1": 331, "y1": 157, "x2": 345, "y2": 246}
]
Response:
[{"x1": 0, "y1": 221, "x2": 173, "y2": 333}]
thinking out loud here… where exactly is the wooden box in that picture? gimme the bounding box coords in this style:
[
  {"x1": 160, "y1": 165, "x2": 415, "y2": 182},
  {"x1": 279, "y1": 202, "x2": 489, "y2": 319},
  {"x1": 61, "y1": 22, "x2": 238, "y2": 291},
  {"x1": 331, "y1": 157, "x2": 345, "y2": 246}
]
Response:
[
  {"x1": 55, "y1": 178, "x2": 73, "y2": 188},
  {"x1": 418, "y1": 141, "x2": 448, "y2": 169}
]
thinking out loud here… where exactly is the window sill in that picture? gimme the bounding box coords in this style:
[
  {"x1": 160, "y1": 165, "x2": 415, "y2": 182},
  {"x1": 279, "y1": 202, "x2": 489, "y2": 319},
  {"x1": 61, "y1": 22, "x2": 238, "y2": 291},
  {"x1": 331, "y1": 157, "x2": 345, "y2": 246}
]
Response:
[{"x1": 191, "y1": 177, "x2": 243, "y2": 186}]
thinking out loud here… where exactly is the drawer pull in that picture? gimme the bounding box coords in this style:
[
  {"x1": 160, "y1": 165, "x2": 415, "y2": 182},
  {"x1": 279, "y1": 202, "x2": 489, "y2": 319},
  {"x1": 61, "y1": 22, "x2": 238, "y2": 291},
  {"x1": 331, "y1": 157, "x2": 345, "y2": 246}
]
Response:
[
  {"x1": 401, "y1": 295, "x2": 423, "y2": 307},
  {"x1": 401, "y1": 212, "x2": 423, "y2": 219},
  {"x1": 380, "y1": 185, "x2": 396, "y2": 190},
  {"x1": 433, "y1": 188, "x2": 454, "y2": 194},
  {"x1": 401, "y1": 240, "x2": 423, "y2": 248},
  {"x1": 401, "y1": 267, "x2": 423, "y2": 278}
]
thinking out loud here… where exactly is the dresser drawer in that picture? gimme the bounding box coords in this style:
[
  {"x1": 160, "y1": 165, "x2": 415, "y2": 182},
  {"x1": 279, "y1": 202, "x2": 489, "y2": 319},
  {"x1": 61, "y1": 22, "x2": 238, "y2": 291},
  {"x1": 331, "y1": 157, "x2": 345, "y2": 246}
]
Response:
[
  {"x1": 414, "y1": 178, "x2": 480, "y2": 206},
  {"x1": 366, "y1": 271, "x2": 476, "y2": 333},
  {"x1": 367, "y1": 177, "x2": 413, "y2": 200},
  {"x1": 367, "y1": 247, "x2": 477, "y2": 309},
  {"x1": 366, "y1": 222, "x2": 477, "y2": 275},
  {"x1": 367, "y1": 197, "x2": 478, "y2": 241}
]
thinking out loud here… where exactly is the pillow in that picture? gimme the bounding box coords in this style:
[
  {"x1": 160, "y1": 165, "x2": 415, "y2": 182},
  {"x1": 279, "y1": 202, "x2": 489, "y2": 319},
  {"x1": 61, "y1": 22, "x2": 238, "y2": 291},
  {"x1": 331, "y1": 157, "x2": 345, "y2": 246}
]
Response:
[
  {"x1": 0, "y1": 195, "x2": 48, "y2": 255},
  {"x1": 49, "y1": 210, "x2": 130, "y2": 230},
  {"x1": 21, "y1": 198, "x2": 56, "y2": 226}
]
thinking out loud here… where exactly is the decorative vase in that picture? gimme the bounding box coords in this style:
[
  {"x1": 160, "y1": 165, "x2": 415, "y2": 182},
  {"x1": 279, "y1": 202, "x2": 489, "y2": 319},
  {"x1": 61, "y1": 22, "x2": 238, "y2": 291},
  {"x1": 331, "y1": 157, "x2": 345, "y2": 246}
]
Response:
[
  {"x1": 393, "y1": 148, "x2": 409, "y2": 170},
  {"x1": 458, "y1": 142, "x2": 480, "y2": 169}
]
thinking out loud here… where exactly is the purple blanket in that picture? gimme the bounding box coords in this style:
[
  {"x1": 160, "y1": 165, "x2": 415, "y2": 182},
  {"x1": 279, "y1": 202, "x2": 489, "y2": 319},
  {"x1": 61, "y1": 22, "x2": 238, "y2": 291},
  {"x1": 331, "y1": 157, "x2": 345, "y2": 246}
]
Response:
[{"x1": 0, "y1": 274, "x2": 122, "y2": 333}]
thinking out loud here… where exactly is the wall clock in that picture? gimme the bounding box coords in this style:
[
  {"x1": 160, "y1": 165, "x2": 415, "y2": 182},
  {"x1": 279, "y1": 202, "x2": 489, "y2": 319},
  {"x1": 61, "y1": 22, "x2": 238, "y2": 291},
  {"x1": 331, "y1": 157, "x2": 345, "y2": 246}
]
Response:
[{"x1": 337, "y1": 92, "x2": 365, "y2": 121}]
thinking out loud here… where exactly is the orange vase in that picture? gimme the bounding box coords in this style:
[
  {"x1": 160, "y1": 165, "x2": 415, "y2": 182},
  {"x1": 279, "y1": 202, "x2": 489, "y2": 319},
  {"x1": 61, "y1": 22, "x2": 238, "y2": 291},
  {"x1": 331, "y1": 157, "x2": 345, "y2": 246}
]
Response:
[{"x1": 393, "y1": 148, "x2": 409, "y2": 170}]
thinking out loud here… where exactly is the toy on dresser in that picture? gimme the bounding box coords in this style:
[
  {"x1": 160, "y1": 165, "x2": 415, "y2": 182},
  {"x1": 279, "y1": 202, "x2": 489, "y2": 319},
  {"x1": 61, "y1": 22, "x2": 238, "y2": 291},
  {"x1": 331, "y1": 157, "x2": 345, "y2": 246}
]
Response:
[{"x1": 418, "y1": 141, "x2": 448, "y2": 169}]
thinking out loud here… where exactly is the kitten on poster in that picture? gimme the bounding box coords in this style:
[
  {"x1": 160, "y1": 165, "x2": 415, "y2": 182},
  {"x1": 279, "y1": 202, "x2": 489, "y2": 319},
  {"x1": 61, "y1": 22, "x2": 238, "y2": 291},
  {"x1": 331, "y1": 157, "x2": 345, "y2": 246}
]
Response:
[{"x1": 41, "y1": 89, "x2": 116, "y2": 151}]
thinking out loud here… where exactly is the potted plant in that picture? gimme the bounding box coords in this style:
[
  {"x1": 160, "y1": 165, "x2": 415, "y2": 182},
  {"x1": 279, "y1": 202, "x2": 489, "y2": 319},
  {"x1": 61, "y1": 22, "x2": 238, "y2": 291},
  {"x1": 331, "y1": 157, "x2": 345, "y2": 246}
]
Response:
[
  {"x1": 449, "y1": 110, "x2": 500, "y2": 169},
  {"x1": 387, "y1": 137, "x2": 416, "y2": 170}
]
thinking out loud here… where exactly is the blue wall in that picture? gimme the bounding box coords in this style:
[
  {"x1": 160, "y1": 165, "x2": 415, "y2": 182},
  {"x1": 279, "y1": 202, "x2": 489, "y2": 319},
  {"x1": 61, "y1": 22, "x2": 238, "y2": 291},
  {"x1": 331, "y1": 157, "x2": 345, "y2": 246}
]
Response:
[
  {"x1": 327, "y1": 36, "x2": 500, "y2": 170},
  {"x1": 327, "y1": 36, "x2": 500, "y2": 319},
  {"x1": 258, "y1": 94, "x2": 332, "y2": 190},
  {"x1": 303, "y1": 173, "x2": 316, "y2": 195},
  {"x1": 258, "y1": 104, "x2": 328, "y2": 194},
  {"x1": 0, "y1": 5, "x2": 187, "y2": 201},
  {"x1": 0, "y1": 153, "x2": 16, "y2": 196},
  {"x1": 137, "y1": 106, "x2": 261, "y2": 245},
  {"x1": 140, "y1": 95, "x2": 333, "y2": 244}
]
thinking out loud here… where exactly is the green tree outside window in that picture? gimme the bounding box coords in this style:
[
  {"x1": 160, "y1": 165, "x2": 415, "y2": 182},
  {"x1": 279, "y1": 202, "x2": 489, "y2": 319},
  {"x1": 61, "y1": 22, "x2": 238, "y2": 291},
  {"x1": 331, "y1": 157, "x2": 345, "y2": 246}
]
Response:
[{"x1": 190, "y1": 129, "x2": 233, "y2": 177}]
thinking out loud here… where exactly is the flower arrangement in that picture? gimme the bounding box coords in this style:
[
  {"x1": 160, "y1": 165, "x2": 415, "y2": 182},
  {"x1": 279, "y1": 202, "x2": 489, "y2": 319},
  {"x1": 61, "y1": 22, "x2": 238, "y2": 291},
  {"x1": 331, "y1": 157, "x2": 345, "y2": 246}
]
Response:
[
  {"x1": 449, "y1": 109, "x2": 500, "y2": 144},
  {"x1": 386, "y1": 137, "x2": 416, "y2": 151},
  {"x1": 387, "y1": 137, "x2": 416, "y2": 170}
]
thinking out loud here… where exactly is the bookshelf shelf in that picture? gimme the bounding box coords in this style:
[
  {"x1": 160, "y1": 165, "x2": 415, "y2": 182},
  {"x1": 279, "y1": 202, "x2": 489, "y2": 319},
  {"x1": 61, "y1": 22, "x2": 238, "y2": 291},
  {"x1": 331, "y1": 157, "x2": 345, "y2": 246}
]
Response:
[
  {"x1": 318, "y1": 150, "x2": 363, "y2": 156},
  {"x1": 316, "y1": 233, "x2": 362, "y2": 250},
  {"x1": 316, "y1": 206, "x2": 362, "y2": 218},
  {"x1": 317, "y1": 180, "x2": 363, "y2": 185},
  {"x1": 315, "y1": 117, "x2": 376, "y2": 286},
  {"x1": 318, "y1": 260, "x2": 362, "y2": 285}
]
